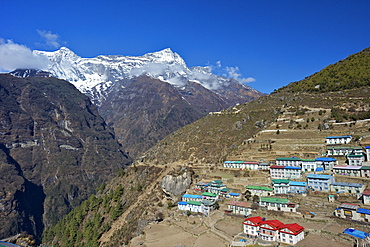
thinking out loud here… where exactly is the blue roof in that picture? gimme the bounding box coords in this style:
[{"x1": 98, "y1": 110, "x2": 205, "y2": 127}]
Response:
[
  {"x1": 326, "y1": 135, "x2": 351, "y2": 139},
  {"x1": 366, "y1": 146, "x2": 370, "y2": 149},
  {"x1": 285, "y1": 166, "x2": 301, "y2": 169},
  {"x1": 182, "y1": 194, "x2": 203, "y2": 199},
  {"x1": 307, "y1": 174, "x2": 332, "y2": 179},
  {"x1": 331, "y1": 182, "x2": 364, "y2": 188},
  {"x1": 315, "y1": 167, "x2": 324, "y2": 171},
  {"x1": 343, "y1": 228, "x2": 370, "y2": 239},
  {"x1": 316, "y1": 157, "x2": 337, "y2": 162},
  {"x1": 178, "y1": 201, "x2": 188, "y2": 205},
  {"x1": 290, "y1": 181, "x2": 306, "y2": 186},
  {"x1": 357, "y1": 208, "x2": 370, "y2": 215},
  {"x1": 229, "y1": 193, "x2": 240, "y2": 196}
]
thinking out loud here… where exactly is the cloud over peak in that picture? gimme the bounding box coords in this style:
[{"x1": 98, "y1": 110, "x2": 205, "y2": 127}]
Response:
[
  {"x1": 0, "y1": 39, "x2": 49, "y2": 72},
  {"x1": 36, "y1": 30, "x2": 63, "y2": 49}
]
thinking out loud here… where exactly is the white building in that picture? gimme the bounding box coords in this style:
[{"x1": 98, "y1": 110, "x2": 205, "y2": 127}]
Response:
[
  {"x1": 307, "y1": 174, "x2": 334, "y2": 192},
  {"x1": 279, "y1": 223, "x2": 305, "y2": 245},
  {"x1": 347, "y1": 154, "x2": 365, "y2": 166},
  {"x1": 259, "y1": 197, "x2": 298, "y2": 213},
  {"x1": 329, "y1": 182, "x2": 365, "y2": 194},
  {"x1": 276, "y1": 157, "x2": 302, "y2": 167},
  {"x1": 326, "y1": 135, "x2": 352, "y2": 145},
  {"x1": 227, "y1": 201, "x2": 252, "y2": 215},
  {"x1": 301, "y1": 159, "x2": 317, "y2": 172},
  {"x1": 272, "y1": 179, "x2": 290, "y2": 194}
]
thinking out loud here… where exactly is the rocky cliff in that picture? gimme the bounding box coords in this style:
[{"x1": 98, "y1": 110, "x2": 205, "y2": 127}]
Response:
[{"x1": 0, "y1": 73, "x2": 131, "y2": 241}]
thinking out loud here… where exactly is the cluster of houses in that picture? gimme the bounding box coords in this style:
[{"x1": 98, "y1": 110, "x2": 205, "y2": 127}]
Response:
[
  {"x1": 243, "y1": 216, "x2": 305, "y2": 245},
  {"x1": 224, "y1": 135, "x2": 370, "y2": 179}
]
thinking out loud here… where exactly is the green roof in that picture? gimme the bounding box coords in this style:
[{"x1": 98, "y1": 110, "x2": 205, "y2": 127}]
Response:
[
  {"x1": 276, "y1": 157, "x2": 301, "y2": 161},
  {"x1": 361, "y1": 166, "x2": 370, "y2": 170},
  {"x1": 202, "y1": 192, "x2": 217, "y2": 197},
  {"x1": 272, "y1": 179, "x2": 290, "y2": 184},
  {"x1": 212, "y1": 180, "x2": 223, "y2": 184},
  {"x1": 188, "y1": 200, "x2": 202, "y2": 206},
  {"x1": 246, "y1": 185, "x2": 273, "y2": 191},
  {"x1": 348, "y1": 154, "x2": 363, "y2": 157},
  {"x1": 220, "y1": 188, "x2": 231, "y2": 192},
  {"x1": 260, "y1": 197, "x2": 289, "y2": 204}
]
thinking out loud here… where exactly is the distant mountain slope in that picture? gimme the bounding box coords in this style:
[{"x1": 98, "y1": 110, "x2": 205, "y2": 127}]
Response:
[
  {"x1": 0, "y1": 72, "x2": 131, "y2": 242},
  {"x1": 34, "y1": 47, "x2": 265, "y2": 158},
  {"x1": 280, "y1": 47, "x2": 370, "y2": 93}
]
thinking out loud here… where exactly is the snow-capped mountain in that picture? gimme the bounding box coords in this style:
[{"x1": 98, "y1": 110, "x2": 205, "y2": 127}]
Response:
[{"x1": 34, "y1": 47, "x2": 262, "y2": 105}]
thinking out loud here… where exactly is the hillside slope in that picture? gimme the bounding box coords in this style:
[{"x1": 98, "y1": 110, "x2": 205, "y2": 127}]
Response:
[{"x1": 0, "y1": 73, "x2": 131, "y2": 242}]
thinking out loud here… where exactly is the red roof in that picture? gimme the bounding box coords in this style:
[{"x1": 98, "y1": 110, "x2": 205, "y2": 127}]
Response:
[
  {"x1": 243, "y1": 216, "x2": 263, "y2": 226},
  {"x1": 270, "y1": 165, "x2": 285, "y2": 169},
  {"x1": 363, "y1": 190, "x2": 370, "y2": 196},
  {"x1": 279, "y1": 223, "x2": 304, "y2": 235},
  {"x1": 260, "y1": 219, "x2": 284, "y2": 230}
]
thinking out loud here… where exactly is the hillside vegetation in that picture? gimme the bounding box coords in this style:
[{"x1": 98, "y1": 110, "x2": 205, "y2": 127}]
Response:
[{"x1": 280, "y1": 47, "x2": 370, "y2": 93}]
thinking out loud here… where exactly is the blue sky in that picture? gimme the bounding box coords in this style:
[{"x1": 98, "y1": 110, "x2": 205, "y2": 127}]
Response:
[{"x1": 1, "y1": 0, "x2": 370, "y2": 93}]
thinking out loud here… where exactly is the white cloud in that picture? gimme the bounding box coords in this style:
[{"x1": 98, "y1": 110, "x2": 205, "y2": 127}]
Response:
[
  {"x1": 0, "y1": 39, "x2": 49, "y2": 72},
  {"x1": 36, "y1": 30, "x2": 62, "y2": 49},
  {"x1": 225, "y1": 66, "x2": 256, "y2": 84}
]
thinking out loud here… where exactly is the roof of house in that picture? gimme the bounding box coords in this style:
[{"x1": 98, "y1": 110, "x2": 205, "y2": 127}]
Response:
[
  {"x1": 229, "y1": 192, "x2": 240, "y2": 196},
  {"x1": 301, "y1": 159, "x2": 316, "y2": 162},
  {"x1": 224, "y1": 161, "x2": 244, "y2": 164},
  {"x1": 348, "y1": 154, "x2": 364, "y2": 158},
  {"x1": 270, "y1": 165, "x2": 286, "y2": 169},
  {"x1": 227, "y1": 201, "x2": 252, "y2": 208},
  {"x1": 290, "y1": 181, "x2": 307, "y2": 186},
  {"x1": 327, "y1": 146, "x2": 362, "y2": 150},
  {"x1": 326, "y1": 135, "x2": 351, "y2": 139},
  {"x1": 316, "y1": 157, "x2": 337, "y2": 162},
  {"x1": 357, "y1": 208, "x2": 370, "y2": 215},
  {"x1": 202, "y1": 192, "x2": 217, "y2": 197},
  {"x1": 246, "y1": 185, "x2": 273, "y2": 191},
  {"x1": 331, "y1": 182, "x2": 364, "y2": 188},
  {"x1": 260, "y1": 219, "x2": 284, "y2": 229},
  {"x1": 340, "y1": 203, "x2": 359, "y2": 210},
  {"x1": 279, "y1": 223, "x2": 305, "y2": 235},
  {"x1": 344, "y1": 228, "x2": 370, "y2": 239},
  {"x1": 362, "y1": 190, "x2": 370, "y2": 196},
  {"x1": 220, "y1": 188, "x2": 231, "y2": 192},
  {"x1": 178, "y1": 201, "x2": 188, "y2": 205},
  {"x1": 242, "y1": 161, "x2": 259, "y2": 164},
  {"x1": 182, "y1": 194, "x2": 203, "y2": 199},
  {"x1": 361, "y1": 166, "x2": 370, "y2": 170},
  {"x1": 276, "y1": 157, "x2": 301, "y2": 161},
  {"x1": 272, "y1": 179, "x2": 290, "y2": 184},
  {"x1": 285, "y1": 166, "x2": 301, "y2": 170},
  {"x1": 315, "y1": 167, "x2": 324, "y2": 172},
  {"x1": 187, "y1": 200, "x2": 202, "y2": 206},
  {"x1": 243, "y1": 216, "x2": 264, "y2": 225},
  {"x1": 307, "y1": 174, "x2": 332, "y2": 179},
  {"x1": 333, "y1": 165, "x2": 361, "y2": 170},
  {"x1": 260, "y1": 197, "x2": 289, "y2": 204}
]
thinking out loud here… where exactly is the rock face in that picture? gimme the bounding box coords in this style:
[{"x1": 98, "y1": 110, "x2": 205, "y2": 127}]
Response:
[
  {"x1": 160, "y1": 171, "x2": 192, "y2": 199},
  {"x1": 0, "y1": 73, "x2": 131, "y2": 241}
]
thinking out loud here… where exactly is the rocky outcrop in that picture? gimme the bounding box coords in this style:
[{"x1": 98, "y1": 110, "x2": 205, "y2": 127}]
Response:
[{"x1": 160, "y1": 170, "x2": 192, "y2": 200}]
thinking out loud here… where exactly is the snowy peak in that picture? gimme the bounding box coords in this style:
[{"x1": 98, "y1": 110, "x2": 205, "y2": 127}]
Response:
[{"x1": 142, "y1": 48, "x2": 186, "y2": 66}]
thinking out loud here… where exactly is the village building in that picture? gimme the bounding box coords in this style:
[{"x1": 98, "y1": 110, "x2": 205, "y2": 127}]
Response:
[
  {"x1": 327, "y1": 146, "x2": 363, "y2": 156},
  {"x1": 182, "y1": 194, "x2": 203, "y2": 202},
  {"x1": 366, "y1": 146, "x2": 370, "y2": 161},
  {"x1": 276, "y1": 157, "x2": 302, "y2": 167},
  {"x1": 259, "y1": 197, "x2": 298, "y2": 212},
  {"x1": 243, "y1": 216, "x2": 264, "y2": 237},
  {"x1": 307, "y1": 174, "x2": 334, "y2": 192},
  {"x1": 223, "y1": 161, "x2": 259, "y2": 170},
  {"x1": 272, "y1": 179, "x2": 290, "y2": 194},
  {"x1": 301, "y1": 159, "x2": 317, "y2": 172},
  {"x1": 227, "y1": 201, "x2": 252, "y2": 216},
  {"x1": 202, "y1": 192, "x2": 218, "y2": 200},
  {"x1": 243, "y1": 217, "x2": 305, "y2": 244},
  {"x1": 259, "y1": 219, "x2": 284, "y2": 242},
  {"x1": 259, "y1": 162, "x2": 270, "y2": 170},
  {"x1": 315, "y1": 157, "x2": 337, "y2": 171},
  {"x1": 289, "y1": 181, "x2": 307, "y2": 194},
  {"x1": 334, "y1": 203, "x2": 370, "y2": 223},
  {"x1": 245, "y1": 185, "x2": 274, "y2": 197},
  {"x1": 361, "y1": 190, "x2": 370, "y2": 204},
  {"x1": 279, "y1": 223, "x2": 305, "y2": 245},
  {"x1": 270, "y1": 165, "x2": 286, "y2": 179},
  {"x1": 347, "y1": 154, "x2": 365, "y2": 166},
  {"x1": 326, "y1": 135, "x2": 352, "y2": 145},
  {"x1": 177, "y1": 200, "x2": 215, "y2": 215},
  {"x1": 361, "y1": 166, "x2": 370, "y2": 178},
  {"x1": 333, "y1": 165, "x2": 362, "y2": 177},
  {"x1": 206, "y1": 180, "x2": 226, "y2": 194},
  {"x1": 329, "y1": 182, "x2": 365, "y2": 194},
  {"x1": 285, "y1": 166, "x2": 302, "y2": 179}
]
